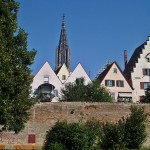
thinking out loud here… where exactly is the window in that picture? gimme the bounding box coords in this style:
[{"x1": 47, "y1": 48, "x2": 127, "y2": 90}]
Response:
[
  {"x1": 62, "y1": 75, "x2": 66, "y2": 80},
  {"x1": 140, "y1": 82, "x2": 150, "y2": 89},
  {"x1": 145, "y1": 53, "x2": 150, "y2": 62},
  {"x1": 113, "y1": 68, "x2": 117, "y2": 73},
  {"x1": 139, "y1": 96, "x2": 144, "y2": 102},
  {"x1": 116, "y1": 80, "x2": 124, "y2": 87},
  {"x1": 143, "y1": 69, "x2": 150, "y2": 76},
  {"x1": 144, "y1": 82, "x2": 150, "y2": 89},
  {"x1": 109, "y1": 92, "x2": 115, "y2": 98},
  {"x1": 54, "y1": 89, "x2": 58, "y2": 97},
  {"x1": 105, "y1": 80, "x2": 115, "y2": 87},
  {"x1": 44, "y1": 76, "x2": 49, "y2": 83}
]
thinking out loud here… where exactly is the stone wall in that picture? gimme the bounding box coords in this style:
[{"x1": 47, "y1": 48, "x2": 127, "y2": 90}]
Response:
[{"x1": 1, "y1": 102, "x2": 150, "y2": 149}]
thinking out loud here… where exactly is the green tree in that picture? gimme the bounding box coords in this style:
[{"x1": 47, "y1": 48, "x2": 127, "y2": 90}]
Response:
[
  {"x1": 85, "y1": 119, "x2": 102, "y2": 150},
  {"x1": 101, "y1": 121, "x2": 125, "y2": 150},
  {"x1": 61, "y1": 78, "x2": 112, "y2": 102},
  {"x1": 44, "y1": 106, "x2": 149, "y2": 150},
  {"x1": 124, "y1": 106, "x2": 149, "y2": 149},
  {"x1": 100, "y1": 106, "x2": 149, "y2": 150},
  {"x1": 44, "y1": 121, "x2": 89, "y2": 150},
  {"x1": 0, "y1": 0, "x2": 36, "y2": 133},
  {"x1": 142, "y1": 88, "x2": 150, "y2": 103}
]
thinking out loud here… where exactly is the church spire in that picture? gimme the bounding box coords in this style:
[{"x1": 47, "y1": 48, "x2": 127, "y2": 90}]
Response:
[{"x1": 55, "y1": 15, "x2": 70, "y2": 72}]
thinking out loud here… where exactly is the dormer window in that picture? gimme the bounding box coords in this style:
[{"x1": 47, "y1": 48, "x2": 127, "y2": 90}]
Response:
[{"x1": 145, "y1": 53, "x2": 150, "y2": 62}]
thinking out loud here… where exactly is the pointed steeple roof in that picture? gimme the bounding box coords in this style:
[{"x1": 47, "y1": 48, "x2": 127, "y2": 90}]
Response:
[
  {"x1": 55, "y1": 15, "x2": 71, "y2": 72},
  {"x1": 58, "y1": 14, "x2": 68, "y2": 48}
]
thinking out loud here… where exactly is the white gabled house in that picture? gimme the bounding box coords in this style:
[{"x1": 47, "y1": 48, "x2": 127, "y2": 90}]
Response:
[
  {"x1": 65, "y1": 63, "x2": 91, "y2": 85},
  {"x1": 31, "y1": 62, "x2": 91, "y2": 102},
  {"x1": 31, "y1": 62, "x2": 62, "y2": 102},
  {"x1": 31, "y1": 16, "x2": 92, "y2": 102}
]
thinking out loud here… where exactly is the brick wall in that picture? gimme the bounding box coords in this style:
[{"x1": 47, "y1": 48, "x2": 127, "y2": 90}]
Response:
[{"x1": 1, "y1": 102, "x2": 150, "y2": 149}]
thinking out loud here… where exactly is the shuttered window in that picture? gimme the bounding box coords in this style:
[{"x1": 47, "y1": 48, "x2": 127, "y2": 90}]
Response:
[
  {"x1": 140, "y1": 82, "x2": 144, "y2": 89},
  {"x1": 139, "y1": 96, "x2": 144, "y2": 101},
  {"x1": 143, "y1": 69, "x2": 146, "y2": 75},
  {"x1": 140, "y1": 82, "x2": 150, "y2": 89},
  {"x1": 116, "y1": 80, "x2": 124, "y2": 87},
  {"x1": 143, "y1": 69, "x2": 150, "y2": 76},
  {"x1": 105, "y1": 80, "x2": 115, "y2": 87}
]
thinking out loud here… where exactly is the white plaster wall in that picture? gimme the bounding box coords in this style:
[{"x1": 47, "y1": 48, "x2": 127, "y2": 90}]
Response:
[
  {"x1": 65, "y1": 63, "x2": 91, "y2": 85},
  {"x1": 101, "y1": 63, "x2": 133, "y2": 101},
  {"x1": 131, "y1": 37, "x2": 150, "y2": 101},
  {"x1": 31, "y1": 62, "x2": 62, "y2": 96}
]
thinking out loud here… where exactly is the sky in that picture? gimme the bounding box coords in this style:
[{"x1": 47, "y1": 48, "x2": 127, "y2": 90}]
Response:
[{"x1": 16, "y1": 0, "x2": 150, "y2": 79}]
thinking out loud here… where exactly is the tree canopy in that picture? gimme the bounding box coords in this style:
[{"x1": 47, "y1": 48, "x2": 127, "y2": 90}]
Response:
[
  {"x1": 142, "y1": 88, "x2": 150, "y2": 103},
  {"x1": 0, "y1": 0, "x2": 36, "y2": 133},
  {"x1": 61, "y1": 78, "x2": 112, "y2": 102},
  {"x1": 44, "y1": 106, "x2": 149, "y2": 150}
]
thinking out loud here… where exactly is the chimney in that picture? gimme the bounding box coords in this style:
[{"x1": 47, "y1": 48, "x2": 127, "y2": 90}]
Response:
[{"x1": 124, "y1": 50, "x2": 127, "y2": 69}]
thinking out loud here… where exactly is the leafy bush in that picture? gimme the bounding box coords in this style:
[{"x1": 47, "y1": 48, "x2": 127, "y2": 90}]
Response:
[
  {"x1": 100, "y1": 106, "x2": 149, "y2": 150},
  {"x1": 142, "y1": 88, "x2": 150, "y2": 103},
  {"x1": 124, "y1": 106, "x2": 149, "y2": 149},
  {"x1": 44, "y1": 106, "x2": 149, "y2": 150},
  {"x1": 43, "y1": 121, "x2": 90, "y2": 150},
  {"x1": 101, "y1": 121, "x2": 125, "y2": 150},
  {"x1": 61, "y1": 78, "x2": 112, "y2": 102},
  {"x1": 85, "y1": 119, "x2": 102, "y2": 150}
]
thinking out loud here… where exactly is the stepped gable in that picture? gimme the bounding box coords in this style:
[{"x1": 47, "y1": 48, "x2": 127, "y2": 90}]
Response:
[{"x1": 124, "y1": 41, "x2": 147, "y2": 80}]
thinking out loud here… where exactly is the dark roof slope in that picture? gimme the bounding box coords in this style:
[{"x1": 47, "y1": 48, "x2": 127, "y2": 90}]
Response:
[
  {"x1": 54, "y1": 66, "x2": 62, "y2": 75},
  {"x1": 124, "y1": 41, "x2": 147, "y2": 80},
  {"x1": 97, "y1": 62, "x2": 113, "y2": 84},
  {"x1": 97, "y1": 61, "x2": 133, "y2": 90}
]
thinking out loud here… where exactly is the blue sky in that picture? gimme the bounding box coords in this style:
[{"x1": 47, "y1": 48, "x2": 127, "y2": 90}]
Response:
[{"x1": 16, "y1": 0, "x2": 150, "y2": 79}]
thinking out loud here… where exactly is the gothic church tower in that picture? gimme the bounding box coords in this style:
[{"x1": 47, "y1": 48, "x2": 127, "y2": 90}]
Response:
[{"x1": 55, "y1": 15, "x2": 70, "y2": 72}]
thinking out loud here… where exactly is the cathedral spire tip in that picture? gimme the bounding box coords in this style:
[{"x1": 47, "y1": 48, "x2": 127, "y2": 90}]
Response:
[
  {"x1": 55, "y1": 15, "x2": 70, "y2": 72},
  {"x1": 62, "y1": 14, "x2": 66, "y2": 27}
]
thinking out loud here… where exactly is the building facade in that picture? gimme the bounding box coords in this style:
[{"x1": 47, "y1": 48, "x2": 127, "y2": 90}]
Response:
[
  {"x1": 124, "y1": 37, "x2": 150, "y2": 102},
  {"x1": 97, "y1": 61, "x2": 134, "y2": 102},
  {"x1": 31, "y1": 16, "x2": 91, "y2": 102}
]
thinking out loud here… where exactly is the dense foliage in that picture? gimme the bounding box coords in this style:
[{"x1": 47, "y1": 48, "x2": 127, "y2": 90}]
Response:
[
  {"x1": 101, "y1": 106, "x2": 149, "y2": 149},
  {"x1": 44, "y1": 106, "x2": 149, "y2": 150},
  {"x1": 124, "y1": 106, "x2": 148, "y2": 149},
  {"x1": 101, "y1": 120, "x2": 125, "y2": 149},
  {"x1": 142, "y1": 88, "x2": 150, "y2": 103},
  {"x1": 44, "y1": 119, "x2": 103, "y2": 150},
  {"x1": 0, "y1": 0, "x2": 36, "y2": 133},
  {"x1": 44, "y1": 121, "x2": 89, "y2": 150},
  {"x1": 61, "y1": 78, "x2": 112, "y2": 102}
]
